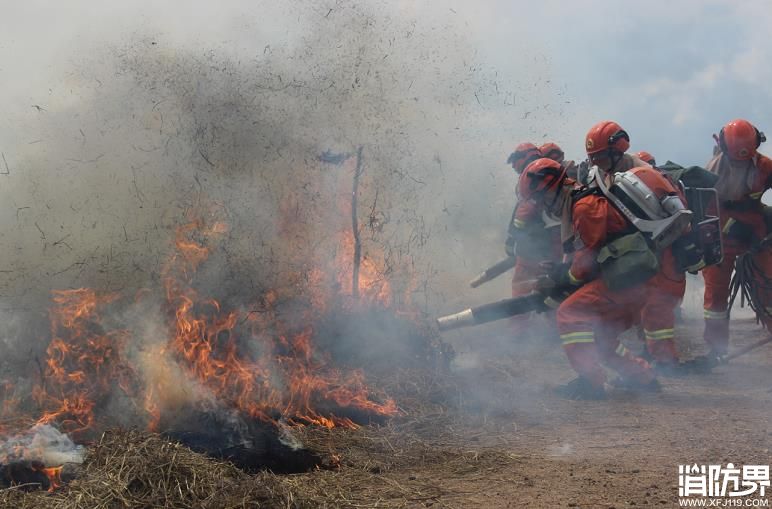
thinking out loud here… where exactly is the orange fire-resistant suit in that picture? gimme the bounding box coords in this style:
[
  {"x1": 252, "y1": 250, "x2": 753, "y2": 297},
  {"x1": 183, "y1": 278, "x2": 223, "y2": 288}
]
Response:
[
  {"x1": 556, "y1": 192, "x2": 653, "y2": 388},
  {"x1": 508, "y1": 199, "x2": 563, "y2": 298},
  {"x1": 702, "y1": 152, "x2": 772, "y2": 353},
  {"x1": 641, "y1": 247, "x2": 685, "y2": 364}
]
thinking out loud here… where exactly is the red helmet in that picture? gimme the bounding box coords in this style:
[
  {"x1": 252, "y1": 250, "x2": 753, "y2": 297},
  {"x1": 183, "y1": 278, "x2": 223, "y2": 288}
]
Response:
[
  {"x1": 585, "y1": 121, "x2": 630, "y2": 156},
  {"x1": 718, "y1": 119, "x2": 766, "y2": 160},
  {"x1": 518, "y1": 158, "x2": 566, "y2": 202},
  {"x1": 539, "y1": 142, "x2": 565, "y2": 163},
  {"x1": 507, "y1": 143, "x2": 542, "y2": 173},
  {"x1": 635, "y1": 151, "x2": 656, "y2": 166}
]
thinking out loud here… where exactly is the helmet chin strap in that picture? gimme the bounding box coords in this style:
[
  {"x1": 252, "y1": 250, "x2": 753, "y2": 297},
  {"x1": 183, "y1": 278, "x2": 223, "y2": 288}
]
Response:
[
  {"x1": 551, "y1": 187, "x2": 571, "y2": 218},
  {"x1": 729, "y1": 157, "x2": 754, "y2": 171},
  {"x1": 608, "y1": 149, "x2": 623, "y2": 172}
]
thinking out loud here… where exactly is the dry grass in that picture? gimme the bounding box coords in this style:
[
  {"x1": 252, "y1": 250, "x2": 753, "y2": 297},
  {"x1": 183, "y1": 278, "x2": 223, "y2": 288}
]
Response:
[
  {"x1": 0, "y1": 368, "x2": 522, "y2": 509},
  {"x1": 0, "y1": 429, "x2": 270, "y2": 509}
]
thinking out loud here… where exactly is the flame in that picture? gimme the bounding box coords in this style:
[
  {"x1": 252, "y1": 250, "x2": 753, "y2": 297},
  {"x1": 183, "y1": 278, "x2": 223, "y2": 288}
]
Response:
[
  {"x1": 334, "y1": 231, "x2": 393, "y2": 306},
  {"x1": 1, "y1": 193, "x2": 412, "y2": 490},
  {"x1": 156, "y1": 219, "x2": 398, "y2": 429},
  {"x1": 35, "y1": 465, "x2": 63, "y2": 492},
  {"x1": 32, "y1": 289, "x2": 135, "y2": 438}
]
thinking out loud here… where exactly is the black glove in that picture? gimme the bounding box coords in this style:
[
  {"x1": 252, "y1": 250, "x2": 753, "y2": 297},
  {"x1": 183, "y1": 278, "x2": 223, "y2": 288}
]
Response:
[
  {"x1": 547, "y1": 262, "x2": 576, "y2": 288},
  {"x1": 537, "y1": 262, "x2": 580, "y2": 306},
  {"x1": 672, "y1": 234, "x2": 706, "y2": 274},
  {"x1": 724, "y1": 218, "x2": 754, "y2": 244}
]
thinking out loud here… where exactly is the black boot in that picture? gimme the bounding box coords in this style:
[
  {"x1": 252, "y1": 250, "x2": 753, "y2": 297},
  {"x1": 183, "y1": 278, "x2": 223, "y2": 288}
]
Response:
[
  {"x1": 555, "y1": 377, "x2": 608, "y2": 400},
  {"x1": 687, "y1": 350, "x2": 727, "y2": 374}
]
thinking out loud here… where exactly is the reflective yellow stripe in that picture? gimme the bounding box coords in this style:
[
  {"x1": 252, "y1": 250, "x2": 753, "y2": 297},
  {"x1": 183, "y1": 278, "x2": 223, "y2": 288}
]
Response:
[
  {"x1": 615, "y1": 344, "x2": 628, "y2": 356},
  {"x1": 749, "y1": 191, "x2": 763, "y2": 199},
  {"x1": 560, "y1": 331, "x2": 594, "y2": 345},
  {"x1": 568, "y1": 270, "x2": 582, "y2": 285},
  {"x1": 513, "y1": 219, "x2": 525, "y2": 228},
  {"x1": 722, "y1": 218, "x2": 736, "y2": 234},
  {"x1": 644, "y1": 328, "x2": 674, "y2": 336},
  {"x1": 645, "y1": 334, "x2": 674, "y2": 341},
  {"x1": 704, "y1": 309, "x2": 729, "y2": 320},
  {"x1": 644, "y1": 328, "x2": 674, "y2": 340}
]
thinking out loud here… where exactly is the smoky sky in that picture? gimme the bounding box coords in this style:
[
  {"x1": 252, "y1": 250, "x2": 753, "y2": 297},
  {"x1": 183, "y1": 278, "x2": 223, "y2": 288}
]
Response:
[
  {"x1": 4, "y1": 1, "x2": 772, "y2": 162},
  {"x1": 459, "y1": 0, "x2": 772, "y2": 166}
]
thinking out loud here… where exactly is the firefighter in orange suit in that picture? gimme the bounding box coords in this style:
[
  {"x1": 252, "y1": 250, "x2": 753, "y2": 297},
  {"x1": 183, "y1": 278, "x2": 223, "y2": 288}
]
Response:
[
  {"x1": 584, "y1": 123, "x2": 685, "y2": 370},
  {"x1": 702, "y1": 119, "x2": 772, "y2": 360},
  {"x1": 519, "y1": 157, "x2": 660, "y2": 399},
  {"x1": 505, "y1": 143, "x2": 550, "y2": 299},
  {"x1": 507, "y1": 199, "x2": 563, "y2": 297}
]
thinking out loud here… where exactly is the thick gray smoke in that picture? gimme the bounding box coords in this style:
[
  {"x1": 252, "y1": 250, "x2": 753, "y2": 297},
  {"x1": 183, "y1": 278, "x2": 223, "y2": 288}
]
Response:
[
  {"x1": 0, "y1": 2, "x2": 559, "y2": 317},
  {"x1": 0, "y1": 425, "x2": 83, "y2": 467},
  {"x1": 0, "y1": 1, "x2": 569, "y2": 436}
]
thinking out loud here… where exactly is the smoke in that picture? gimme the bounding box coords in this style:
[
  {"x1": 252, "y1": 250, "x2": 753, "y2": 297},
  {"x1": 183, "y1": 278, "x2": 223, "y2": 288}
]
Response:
[
  {"x1": 0, "y1": 0, "x2": 585, "y2": 451},
  {"x1": 0, "y1": 1, "x2": 555, "y2": 313},
  {"x1": 0, "y1": 425, "x2": 84, "y2": 467}
]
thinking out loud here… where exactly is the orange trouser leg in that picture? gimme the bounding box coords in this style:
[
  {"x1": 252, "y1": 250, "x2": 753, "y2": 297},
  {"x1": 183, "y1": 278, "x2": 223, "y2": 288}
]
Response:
[
  {"x1": 642, "y1": 273, "x2": 685, "y2": 364},
  {"x1": 557, "y1": 279, "x2": 649, "y2": 388},
  {"x1": 703, "y1": 249, "x2": 738, "y2": 354}
]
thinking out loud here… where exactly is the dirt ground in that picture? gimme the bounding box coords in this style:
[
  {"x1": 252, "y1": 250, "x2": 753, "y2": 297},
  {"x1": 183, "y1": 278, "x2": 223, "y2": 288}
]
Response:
[
  {"x1": 290, "y1": 312, "x2": 772, "y2": 509},
  {"x1": 440, "y1": 317, "x2": 771, "y2": 508}
]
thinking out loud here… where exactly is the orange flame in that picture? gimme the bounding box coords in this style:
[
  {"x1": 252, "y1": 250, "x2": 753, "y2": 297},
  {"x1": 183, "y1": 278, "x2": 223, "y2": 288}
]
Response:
[
  {"x1": 2, "y1": 195, "x2": 409, "y2": 491},
  {"x1": 32, "y1": 289, "x2": 135, "y2": 438},
  {"x1": 334, "y1": 231, "x2": 393, "y2": 306},
  {"x1": 153, "y1": 218, "x2": 398, "y2": 429},
  {"x1": 35, "y1": 465, "x2": 63, "y2": 492}
]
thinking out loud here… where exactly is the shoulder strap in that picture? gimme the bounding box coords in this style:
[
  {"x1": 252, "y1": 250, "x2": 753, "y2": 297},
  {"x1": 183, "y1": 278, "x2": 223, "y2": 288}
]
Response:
[
  {"x1": 595, "y1": 170, "x2": 692, "y2": 250},
  {"x1": 570, "y1": 185, "x2": 601, "y2": 203}
]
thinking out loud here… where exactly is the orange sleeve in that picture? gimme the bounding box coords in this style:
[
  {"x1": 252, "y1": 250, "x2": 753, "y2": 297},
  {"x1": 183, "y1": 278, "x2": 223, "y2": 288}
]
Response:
[
  {"x1": 758, "y1": 155, "x2": 772, "y2": 190},
  {"x1": 514, "y1": 199, "x2": 540, "y2": 224}
]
